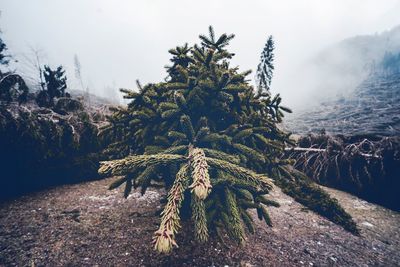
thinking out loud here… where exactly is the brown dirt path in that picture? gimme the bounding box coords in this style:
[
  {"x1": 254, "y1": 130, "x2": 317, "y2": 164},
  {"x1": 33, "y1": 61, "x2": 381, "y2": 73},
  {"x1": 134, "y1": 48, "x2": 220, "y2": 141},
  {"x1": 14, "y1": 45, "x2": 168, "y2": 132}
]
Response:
[{"x1": 0, "y1": 178, "x2": 399, "y2": 266}]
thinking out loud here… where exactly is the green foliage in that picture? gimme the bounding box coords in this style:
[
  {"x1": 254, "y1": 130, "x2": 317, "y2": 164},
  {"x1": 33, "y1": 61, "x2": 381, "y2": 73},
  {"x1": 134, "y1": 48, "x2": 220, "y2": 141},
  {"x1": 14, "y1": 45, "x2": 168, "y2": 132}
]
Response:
[
  {"x1": 99, "y1": 26, "x2": 358, "y2": 253},
  {"x1": 0, "y1": 33, "x2": 10, "y2": 68},
  {"x1": 36, "y1": 65, "x2": 68, "y2": 107},
  {"x1": 275, "y1": 166, "x2": 359, "y2": 234},
  {"x1": 256, "y1": 35, "x2": 274, "y2": 96}
]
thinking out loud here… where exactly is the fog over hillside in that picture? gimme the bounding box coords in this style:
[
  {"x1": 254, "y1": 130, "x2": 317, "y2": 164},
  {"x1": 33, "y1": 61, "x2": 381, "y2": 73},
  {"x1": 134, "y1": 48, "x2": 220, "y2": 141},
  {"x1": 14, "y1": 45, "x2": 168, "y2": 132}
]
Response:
[
  {"x1": 1, "y1": 0, "x2": 399, "y2": 106},
  {"x1": 283, "y1": 26, "x2": 400, "y2": 136},
  {"x1": 288, "y1": 25, "x2": 400, "y2": 110}
]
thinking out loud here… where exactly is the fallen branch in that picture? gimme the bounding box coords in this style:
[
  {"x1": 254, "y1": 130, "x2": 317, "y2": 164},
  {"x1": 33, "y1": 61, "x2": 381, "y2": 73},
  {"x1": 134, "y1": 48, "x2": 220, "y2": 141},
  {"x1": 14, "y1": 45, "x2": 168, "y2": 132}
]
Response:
[{"x1": 284, "y1": 147, "x2": 380, "y2": 159}]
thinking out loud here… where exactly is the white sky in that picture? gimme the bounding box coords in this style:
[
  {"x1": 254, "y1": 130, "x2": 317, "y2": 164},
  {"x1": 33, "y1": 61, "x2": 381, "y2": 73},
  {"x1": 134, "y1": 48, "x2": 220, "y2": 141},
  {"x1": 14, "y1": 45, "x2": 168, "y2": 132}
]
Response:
[{"x1": 1, "y1": 0, "x2": 400, "y2": 106}]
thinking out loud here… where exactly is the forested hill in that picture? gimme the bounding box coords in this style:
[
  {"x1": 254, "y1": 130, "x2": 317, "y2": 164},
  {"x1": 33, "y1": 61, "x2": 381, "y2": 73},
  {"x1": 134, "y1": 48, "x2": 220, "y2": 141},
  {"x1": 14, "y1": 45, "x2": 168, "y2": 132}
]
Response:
[
  {"x1": 285, "y1": 72, "x2": 400, "y2": 136},
  {"x1": 284, "y1": 26, "x2": 400, "y2": 137}
]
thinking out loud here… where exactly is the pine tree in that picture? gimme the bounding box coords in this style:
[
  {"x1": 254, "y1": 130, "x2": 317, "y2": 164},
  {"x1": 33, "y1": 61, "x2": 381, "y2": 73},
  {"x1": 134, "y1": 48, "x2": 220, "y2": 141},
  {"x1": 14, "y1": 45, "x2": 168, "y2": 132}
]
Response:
[
  {"x1": 256, "y1": 36, "x2": 274, "y2": 96},
  {"x1": 0, "y1": 33, "x2": 10, "y2": 69},
  {"x1": 0, "y1": 33, "x2": 29, "y2": 103},
  {"x1": 36, "y1": 65, "x2": 68, "y2": 107},
  {"x1": 43, "y1": 65, "x2": 67, "y2": 98},
  {"x1": 99, "y1": 26, "x2": 358, "y2": 253}
]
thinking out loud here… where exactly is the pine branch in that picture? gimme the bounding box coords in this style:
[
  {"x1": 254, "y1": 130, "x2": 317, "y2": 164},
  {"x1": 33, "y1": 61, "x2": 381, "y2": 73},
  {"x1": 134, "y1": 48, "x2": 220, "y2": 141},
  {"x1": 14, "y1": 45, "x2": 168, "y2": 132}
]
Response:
[
  {"x1": 202, "y1": 148, "x2": 240, "y2": 164},
  {"x1": 191, "y1": 195, "x2": 209, "y2": 242},
  {"x1": 206, "y1": 157, "x2": 273, "y2": 190},
  {"x1": 153, "y1": 163, "x2": 190, "y2": 253},
  {"x1": 189, "y1": 147, "x2": 212, "y2": 200},
  {"x1": 224, "y1": 188, "x2": 245, "y2": 243},
  {"x1": 99, "y1": 154, "x2": 186, "y2": 176}
]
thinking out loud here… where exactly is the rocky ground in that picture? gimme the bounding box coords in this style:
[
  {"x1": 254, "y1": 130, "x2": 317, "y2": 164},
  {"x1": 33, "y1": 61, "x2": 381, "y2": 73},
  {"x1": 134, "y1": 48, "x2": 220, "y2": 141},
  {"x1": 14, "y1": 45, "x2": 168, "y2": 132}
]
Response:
[{"x1": 0, "y1": 178, "x2": 399, "y2": 267}]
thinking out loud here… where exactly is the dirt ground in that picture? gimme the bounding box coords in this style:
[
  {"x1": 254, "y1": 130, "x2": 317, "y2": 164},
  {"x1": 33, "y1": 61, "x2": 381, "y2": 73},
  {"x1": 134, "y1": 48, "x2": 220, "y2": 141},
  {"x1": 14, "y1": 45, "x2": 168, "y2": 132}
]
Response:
[{"x1": 0, "y1": 177, "x2": 399, "y2": 267}]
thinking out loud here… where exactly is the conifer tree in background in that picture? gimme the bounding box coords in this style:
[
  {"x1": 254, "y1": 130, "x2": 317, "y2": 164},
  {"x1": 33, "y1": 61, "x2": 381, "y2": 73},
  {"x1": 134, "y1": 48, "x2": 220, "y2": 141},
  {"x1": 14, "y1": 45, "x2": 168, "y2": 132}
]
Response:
[
  {"x1": 0, "y1": 34, "x2": 10, "y2": 69},
  {"x1": 255, "y1": 35, "x2": 274, "y2": 96},
  {"x1": 36, "y1": 65, "x2": 68, "y2": 107},
  {"x1": 43, "y1": 65, "x2": 67, "y2": 98},
  {"x1": 99, "y1": 26, "x2": 358, "y2": 253},
  {"x1": 0, "y1": 31, "x2": 29, "y2": 103}
]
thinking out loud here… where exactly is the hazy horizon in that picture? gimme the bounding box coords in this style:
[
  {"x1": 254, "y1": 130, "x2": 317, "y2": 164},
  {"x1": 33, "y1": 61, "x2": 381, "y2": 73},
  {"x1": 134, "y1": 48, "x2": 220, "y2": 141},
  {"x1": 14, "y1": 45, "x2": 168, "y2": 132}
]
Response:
[{"x1": 1, "y1": 0, "x2": 400, "y2": 109}]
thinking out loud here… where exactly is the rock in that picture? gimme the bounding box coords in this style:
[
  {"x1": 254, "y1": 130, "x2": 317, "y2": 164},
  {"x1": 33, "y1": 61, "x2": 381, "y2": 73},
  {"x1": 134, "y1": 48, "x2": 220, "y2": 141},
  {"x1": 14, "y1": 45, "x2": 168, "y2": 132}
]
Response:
[
  {"x1": 328, "y1": 256, "x2": 337, "y2": 264},
  {"x1": 240, "y1": 261, "x2": 255, "y2": 267},
  {"x1": 303, "y1": 248, "x2": 313, "y2": 256},
  {"x1": 361, "y1": 221, "x2": 374, "y2": 228}
]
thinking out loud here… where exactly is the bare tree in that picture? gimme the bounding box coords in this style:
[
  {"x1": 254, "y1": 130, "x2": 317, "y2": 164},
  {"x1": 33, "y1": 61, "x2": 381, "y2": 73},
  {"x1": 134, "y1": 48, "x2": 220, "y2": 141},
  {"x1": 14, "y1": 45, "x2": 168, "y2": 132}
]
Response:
[
  {"x1": 74, "y1": 54, "x2": 89, "y2": 106},
  {"x1": 102, "y1": 80, "x2": 119, "y2": 104},
  {"x1": 17, "y1": 46, "x2": 46, "y2": 91}
]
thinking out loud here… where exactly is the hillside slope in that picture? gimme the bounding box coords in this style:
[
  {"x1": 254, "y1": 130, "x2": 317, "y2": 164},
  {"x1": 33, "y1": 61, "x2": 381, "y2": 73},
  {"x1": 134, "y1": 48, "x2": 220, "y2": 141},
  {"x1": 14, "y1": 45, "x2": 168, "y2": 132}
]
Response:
[
  {"x1": 0, "y1": 177, "x2": 399, "y2": 266},
  {"x1": 289, "y1": 25, "x2": 400, "y2": 107},
  {"x1": 285, "y1": 72, "x2": 400, "y2": 136}
]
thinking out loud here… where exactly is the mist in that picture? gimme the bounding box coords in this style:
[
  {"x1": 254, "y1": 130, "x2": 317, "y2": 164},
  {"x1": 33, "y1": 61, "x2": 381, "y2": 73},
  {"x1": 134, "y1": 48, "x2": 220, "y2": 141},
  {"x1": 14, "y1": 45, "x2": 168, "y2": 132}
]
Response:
[{"x1": 1, "y1": 0, "x2": 399, "y2": 108}]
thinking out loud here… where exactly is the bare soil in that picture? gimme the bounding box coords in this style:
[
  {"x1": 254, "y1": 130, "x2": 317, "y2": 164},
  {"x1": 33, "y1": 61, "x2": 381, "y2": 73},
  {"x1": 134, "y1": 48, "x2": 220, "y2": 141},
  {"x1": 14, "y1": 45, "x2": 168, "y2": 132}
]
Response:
[{"x1": 0, "y1": 177, "x2": 399, "y2": 267}]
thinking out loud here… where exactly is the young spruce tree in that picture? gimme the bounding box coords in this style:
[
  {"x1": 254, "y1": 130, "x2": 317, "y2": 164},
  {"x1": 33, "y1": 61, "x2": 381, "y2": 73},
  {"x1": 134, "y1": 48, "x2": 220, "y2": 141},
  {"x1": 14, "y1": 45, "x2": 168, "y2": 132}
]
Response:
[
  {"x1": 255, "y1": 35, "x2": 274, "y2": 96},
  {"x1": 99, "y1": 26, "x2": 358, "y2": 253},
  {"x1": 36, "y1": 65, "x2": 68, "y2": 107}
]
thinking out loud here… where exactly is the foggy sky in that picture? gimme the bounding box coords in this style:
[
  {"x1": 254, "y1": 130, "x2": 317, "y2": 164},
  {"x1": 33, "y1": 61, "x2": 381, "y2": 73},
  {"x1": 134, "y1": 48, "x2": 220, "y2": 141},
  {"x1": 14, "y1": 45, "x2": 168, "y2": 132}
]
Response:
[{"x1": 1, "y1": 0, "x2": 400, "y2": 107}]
